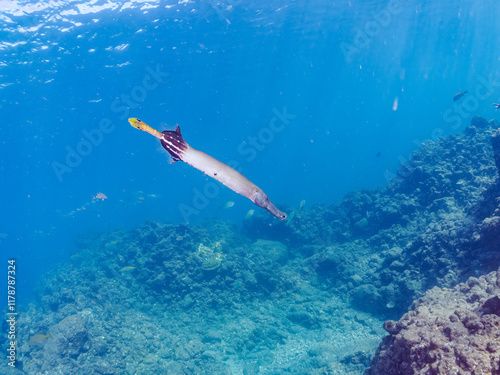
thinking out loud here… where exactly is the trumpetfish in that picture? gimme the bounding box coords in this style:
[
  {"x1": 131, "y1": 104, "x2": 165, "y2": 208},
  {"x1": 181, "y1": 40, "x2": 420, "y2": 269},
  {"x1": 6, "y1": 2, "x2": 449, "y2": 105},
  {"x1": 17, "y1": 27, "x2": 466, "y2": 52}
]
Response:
[{"x1": 128, "y1": 118, "x2": 287, "y2": 221}]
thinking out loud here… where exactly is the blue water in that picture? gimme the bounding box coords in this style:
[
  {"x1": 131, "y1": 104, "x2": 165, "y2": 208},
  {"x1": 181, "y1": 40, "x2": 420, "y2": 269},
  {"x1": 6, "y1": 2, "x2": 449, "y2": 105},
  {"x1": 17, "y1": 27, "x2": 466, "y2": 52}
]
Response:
[{"x1": 1, "y1": 0, "x2": 500, "y2": 316}]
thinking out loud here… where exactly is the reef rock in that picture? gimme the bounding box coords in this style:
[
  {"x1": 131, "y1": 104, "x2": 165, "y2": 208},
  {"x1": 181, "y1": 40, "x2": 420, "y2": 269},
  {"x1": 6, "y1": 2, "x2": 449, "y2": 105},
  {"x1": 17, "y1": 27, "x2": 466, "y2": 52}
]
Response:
[
  {"x1": 491, "y1": 127, "x2": 500, "y2": 178},
  {"x1": 366, "y1": 268, "x2": 500, "y2": 375},
  {"x1": 21, "y1": 314, "x2": 89, "y2": 374},
  {"x1": 48, "y1": 314, "x2": 88, "y2": 357}
]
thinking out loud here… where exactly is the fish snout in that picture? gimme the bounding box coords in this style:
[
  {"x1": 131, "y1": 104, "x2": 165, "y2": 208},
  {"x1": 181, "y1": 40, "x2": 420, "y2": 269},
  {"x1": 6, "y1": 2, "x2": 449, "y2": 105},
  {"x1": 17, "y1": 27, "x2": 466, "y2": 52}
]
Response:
[
  {"x1": 277, "y1": 211, "x2": 287, "y2": 221},
  {"x1": 253, "y1": 190, "x2": 287, "y2": 221}
]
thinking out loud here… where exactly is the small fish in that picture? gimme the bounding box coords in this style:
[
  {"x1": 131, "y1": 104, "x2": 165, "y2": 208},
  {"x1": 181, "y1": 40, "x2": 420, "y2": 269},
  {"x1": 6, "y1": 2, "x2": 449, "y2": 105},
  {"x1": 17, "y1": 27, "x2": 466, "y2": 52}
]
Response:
[
  {"x1": 244, "y1": 209, "x2": 255, "y2": 220},
  {"x1": 285, "y1": 211, "x2": 296, "y2": 226},
  {"x1": 453, "y1": 91, "x2": 468, "y2": 101},
  {"x1": 92, "y1": 192, "x2": 108, "y2": 202},
  {"x1": 29, "y1": 333, "x2": 51, "y2": 346},
  {"x1": 494, "y1": 103, "x2": 500, "y2": 111},
  {"x1": 299, "y1": 200, "x2": 306, "y2": 210},
  {"x1": 220, "y1": 201, "x2": 235, "y2": 209},
  {"x1": 120, "y1": 266, "x2": 136, "y2": 272}
]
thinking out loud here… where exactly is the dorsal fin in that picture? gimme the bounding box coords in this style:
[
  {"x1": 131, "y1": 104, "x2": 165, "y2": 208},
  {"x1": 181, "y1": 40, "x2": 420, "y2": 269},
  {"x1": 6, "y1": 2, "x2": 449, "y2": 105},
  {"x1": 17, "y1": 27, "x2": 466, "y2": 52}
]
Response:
[
  {"x1": 160, "y1": 127, "x2": 186, "y2": 164},
  {"x1": 174, "y1": 124, "x2": 181, "y2": 135}
]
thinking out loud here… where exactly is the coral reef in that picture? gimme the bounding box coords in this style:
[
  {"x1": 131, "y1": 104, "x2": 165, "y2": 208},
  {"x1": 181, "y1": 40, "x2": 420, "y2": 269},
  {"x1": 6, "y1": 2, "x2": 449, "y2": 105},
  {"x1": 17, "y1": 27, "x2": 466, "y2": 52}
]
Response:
[
  {"x1": 366, "y1": 267, "x2": 500, "y2": 374},
  {"x1": 491, "y1": 128, "x2": 500, "y2": 177},
  {"x1": 244, "y1": 116, "x2": 500, "y2": 318},
  {"x1": 196, "y1": 241, "x2": 224, "y2": 270},
  {"x1": 3, "y1": 116, "x2": 500, "y2": 374},
  {"x1": 5, "y1": 220, "x2": 384, "y2": 374}
]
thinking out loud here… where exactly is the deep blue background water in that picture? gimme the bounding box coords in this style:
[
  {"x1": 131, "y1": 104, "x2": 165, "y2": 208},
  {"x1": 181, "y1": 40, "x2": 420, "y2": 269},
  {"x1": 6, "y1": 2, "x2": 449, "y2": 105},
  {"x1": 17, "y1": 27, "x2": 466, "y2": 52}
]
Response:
[{"x1": 1, "y1": 0, "x2": 500, "y2": 308}]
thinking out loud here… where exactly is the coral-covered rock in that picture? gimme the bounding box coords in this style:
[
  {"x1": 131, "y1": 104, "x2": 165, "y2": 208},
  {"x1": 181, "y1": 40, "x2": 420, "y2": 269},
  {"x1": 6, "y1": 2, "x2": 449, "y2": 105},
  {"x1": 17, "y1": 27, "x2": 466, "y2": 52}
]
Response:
[
  {"x1": 20, "y1": 314, "x2": 89, "y2": 374},
  {"x1": 48, "y1": 314, "x2": 88, "y2": 357},
  {"x1": 491, "y1": 127, "x2": 500, "y2": 178},
  {"x1": 8, "y1": 218, "x2": 387, "y2": 375},
  {"x1": 366, "y1": 268, "x2": 500, "y2": 375}
]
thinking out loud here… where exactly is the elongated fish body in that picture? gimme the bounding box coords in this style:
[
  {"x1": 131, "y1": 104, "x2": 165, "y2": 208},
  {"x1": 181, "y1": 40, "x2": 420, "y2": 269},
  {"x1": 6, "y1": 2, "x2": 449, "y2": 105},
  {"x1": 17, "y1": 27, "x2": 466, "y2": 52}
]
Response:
[{"x1": 128, "y1": 118, "x2": 287, "y2": 221}]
